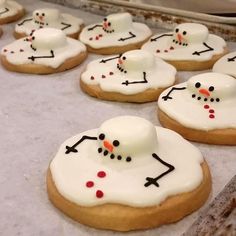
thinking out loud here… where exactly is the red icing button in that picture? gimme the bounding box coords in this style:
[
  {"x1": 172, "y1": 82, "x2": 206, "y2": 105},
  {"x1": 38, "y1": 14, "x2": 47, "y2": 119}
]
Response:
[
  {"x1": 96, "y1": 190, "x2": 104, "y2": 198},
  {"x1": 209, "y1": 109, "x2": 214, "y2": 113},
  {"x1": 90, "y1": 76, "x2": 95, "y2": 80},
  {"x1": 156, "y1": 49, "x2": 160, "y2": 53},
  {"x1": 204, "y1": 105, "x2": 209, "y2": 109},
  {"x1": 164, "y1": 50, "x2": 168, "y2": 53},
  {"x1": 109, "y1": 72, "x2": 114, "y2": 75},
  {"x1": 209, "y1": 114, "x2": 215, "y2": 119},
  {"x1": 102, "y1": 75, "x2": 106, "y2": 78},
  {"x1": 97, "y1": 171, "x2": 106, "y2": 178},
  {"x1": 86, "y1": 181, "x2": 94, "y2": 188},
  {"x1": 95, "y1": 36, "x2": 99, "y2": 40}
]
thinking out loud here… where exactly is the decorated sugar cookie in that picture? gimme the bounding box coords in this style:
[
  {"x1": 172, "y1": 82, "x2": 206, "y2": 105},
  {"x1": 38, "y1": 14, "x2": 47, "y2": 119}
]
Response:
[
  {"x1": 213, "y1": 51, "x2": 236, "y2": 78},
  {"x1": 80, "y1": 49, "x2": 176, "y2": 103},
  {"x1": 142, "y1": 23, "x2": 227, "y2": 71},
  {"x1": 79, "y1": 12, "x2": 152, "y2": 54},
  {"x1": 14, "y1": 8, "x2": 84, "y2": 39},
  {"x1": 1, "y1": 28, "x2": 87, "y2": 74},
  {"x1": 0, "y1": 0, "x2": 24, "y2": 24},
  {"x1": 158, "y1": 72, "x2": 236, "y2": 145},
  {"x1": 47, "y1": 116, "x2": 211, "y2": 231}
]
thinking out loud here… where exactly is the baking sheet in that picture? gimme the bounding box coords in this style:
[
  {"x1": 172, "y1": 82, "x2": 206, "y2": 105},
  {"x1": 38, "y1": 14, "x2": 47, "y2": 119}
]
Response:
[{"x1": 0, "y1": 1, "x2": 235, "y2": 235}]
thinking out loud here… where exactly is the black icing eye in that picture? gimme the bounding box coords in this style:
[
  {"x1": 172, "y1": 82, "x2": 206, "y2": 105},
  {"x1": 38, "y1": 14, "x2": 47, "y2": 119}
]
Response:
[
  {"x1": 122, "y1": 56, "x2": 126, "y2": 60},
  {"x1": 209, "y1": 86, "x2": 214, "y2": 92},
  {"x1": 183, "y1": 31, "x2": 187, "y2": 35},
  {"x1": 36, "y1": 12, "x2": 39, "y2": 16},
  {"x1": 104, "y1": 18, "x2": 107, "y2": 22},
  {"x1": 195, "y1": 82, "x2": 201, "y2": 88},
  {"x1": 42, "y1": 13, "x2": 45, "y2": 16},
  {"x1": 175, "y1": 28, "x2": 179, "y2": 33},
  {"x1": 99, "y1": 133, "x2": 105, "y2": 140},
  {"x1": 108, "y1": 22, "x2": 111, "y2": 26},
  {"x1": 113, "y1": 140, "x2": 119, "y2": 147}
]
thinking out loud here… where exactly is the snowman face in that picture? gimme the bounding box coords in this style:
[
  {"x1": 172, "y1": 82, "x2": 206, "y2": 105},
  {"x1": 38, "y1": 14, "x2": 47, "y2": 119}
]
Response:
[
  {"x1": 172, "y1": 23, "x2": 208, "y2": 47},
  {"x1": 117, "y1": 50, "x2": 155, "y2": 74},
  {"x1": 187, "y1": 72, "x2": 236, "y2": 102},
  {"x1": 33, "y1": 9, "x2": 60, "y2": 24},
  {"x1": 29, "y1": 28, "x2": 67, "y2": 50},
  {"x1": 103, "y1": 13, "x2": 132, "y2": 33},
  {"x1": 96, "y1": 116, "x2": 158, "y2": 162}
]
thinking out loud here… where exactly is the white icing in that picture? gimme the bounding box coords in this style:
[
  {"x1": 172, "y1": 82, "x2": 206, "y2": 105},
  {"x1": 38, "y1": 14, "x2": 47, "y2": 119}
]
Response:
[
  {"x1": 0, "y1": 0, "x2": 23, "y2": 19},
  {"x1": 213, "y1": 51, "x2": 236, "y2": 78},
  {"x1": 1, "y1": 28, "x2": 86, "y2": 68},
  {"x1": 15, "y1": 8, "x2": 83, "y2": 36},
  {"x1": 81, "y1": 49, "x2": 176, "y2": 95},
  {"x1": 158, "y1": 72, "x2": 236, "y2": 130},
  {"x1": 50, "y1": 116, "x2": 204, "y2": 207},
  {"x1": 141, "y1": 23, "x2": 226, "y2": 61},
  {"x1": 79, "y1": 12, "x2": 152, "y2": 49}
]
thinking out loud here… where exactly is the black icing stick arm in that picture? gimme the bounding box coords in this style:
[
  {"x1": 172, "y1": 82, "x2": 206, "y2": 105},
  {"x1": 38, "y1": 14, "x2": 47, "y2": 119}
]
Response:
[
  {"x1": 28, "y1": 50, "x2": 55, "y2": 61},
  {"x1": 118, "y1": 32, "x2": 136, "y2": 42},
  {"x1": 61, "y1": 22, "x2": 72, "y2": 31},
  {"x1": 227, "y1": 55, "x2": 236, "y2": 62},
  {"x1": 99, "y1": 55, "x2": 120, "y2": 63},
  {"x1": 65, "y1": 136, "x2": 98, "y2": 154},
  {"x1": 192, "y1": 42, "x2": 214, "y2": 56},
  {"x1": 88, "y1": 24, "x2": 102, "y2": 31},
  {"x1": 144, "y1": 153, "x2": 175, "y2": 188},
  {"x1": 162, "y1": 86, "x2": 186, "y2": 101},
  {"x1": 122, "y1": 72, "x2": 148, "y2": 86},
  {"x1": 0, "y1": 8, "x2": 9, "y2": 15},
  {"x1": 17, "y1": 18, "x2": 33, "y2": 26},
  {"x1": 150, "y1": 33, "x2": 173, "y2": 42}
]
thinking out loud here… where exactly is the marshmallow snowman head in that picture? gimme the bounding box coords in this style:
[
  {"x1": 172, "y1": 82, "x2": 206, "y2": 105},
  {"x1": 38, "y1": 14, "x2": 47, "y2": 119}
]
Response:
[
  {"x1": 30, "y1": 28, "x2": 67, "y2": 50},
  {"x1": 97, "y1": 116, "x2": 158, "y2": 162},
  {"x1": 117, "y1": 50, "x2": 155, "y2": 74},
  {"x1": 33, "y1": 8, "x2": 60, "y2": 24},
  {"x1": 172, "y1": 23, "x2": 209, "y2": 47},
  {"x1": 0, "y1": 0, "x2": 6, "y2": 8},
  {"x1": 187, "y1": 72, "x2": 236, "y2": 102},
  {"x1": 102, "y1": 13, "x2": 133, "y2": 33}
]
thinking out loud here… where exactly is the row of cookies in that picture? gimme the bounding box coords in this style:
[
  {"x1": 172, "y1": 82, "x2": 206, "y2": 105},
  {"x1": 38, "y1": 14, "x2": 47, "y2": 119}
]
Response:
[{"x1": 0, "y1": 1, "x2": 235, "y2": 232}]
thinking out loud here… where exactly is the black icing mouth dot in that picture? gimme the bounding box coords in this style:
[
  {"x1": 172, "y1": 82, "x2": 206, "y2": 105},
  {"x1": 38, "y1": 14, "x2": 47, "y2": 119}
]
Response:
[
  {"x1": 110, "y1": 154, "x2": 115, "y2": 159},
  {"x1": 98, "y1": 147, "x2": 102, "y2": 153},
  {"x1": 103, "y1": 150, "x2": 108, "y2": 156},
  {"x1": 117, "y1": 155, "x2": 122, "y2": 160}
]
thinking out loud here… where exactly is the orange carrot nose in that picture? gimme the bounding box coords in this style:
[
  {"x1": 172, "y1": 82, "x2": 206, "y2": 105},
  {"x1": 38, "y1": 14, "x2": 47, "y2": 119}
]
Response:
[
  {"x1": 103, "y1": 22, "x2": 108, "y2": 28},
  {"x1": 199, "y1": 88, "x2": 210, "y2": 97},
  {"x1": 118, "y1": 58, "x2": 123, "y2": 64},
  {"x1": 39, "y1": 16, "x2": 43, "y2": 21},
  {"x1": 103, "y1": 140, "x2": 113, "y2": 152},
  {"x1": 177, "y1": 33, "x2": 182, "y2": 42},
  {"x1": 28, "y1": 37, "x2": 32, "y2": 42}
]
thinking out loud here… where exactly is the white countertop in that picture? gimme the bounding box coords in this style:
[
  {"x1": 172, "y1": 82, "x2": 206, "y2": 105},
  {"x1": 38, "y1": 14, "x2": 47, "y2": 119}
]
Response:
[{"x1": 0, "y1": 1, "x2": 235, "y2": 235}]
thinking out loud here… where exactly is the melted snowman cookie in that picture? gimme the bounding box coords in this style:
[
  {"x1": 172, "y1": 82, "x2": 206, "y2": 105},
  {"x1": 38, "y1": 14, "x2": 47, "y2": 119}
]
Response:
[
  {"x1": 213, "y1": 51, "x2": 236, "y2": 78},
  {"x1": 79, "y1": 12, "x2": 152, "y2": 54},
  {"x1": 80, "y1": 49, "x2": 176, "y2": 103},
  {"x1": 142, "y1": 23, "x2": 227, "y2": 71},
  {"x1": 47, "y1": 116, "x2": 211, "y2": 231},
  {"x1": 14, "y1": 8, "x2": 84, "y2": 39},
  {"x1": 0, "y1": 0, "x2": 24, "y2": 24},
  {"x1": 158, "y1": 72, "x2": 236, "y2": 145},
  {"x1": 1, "y1": 28, "x2": 87, "y2": 74}
]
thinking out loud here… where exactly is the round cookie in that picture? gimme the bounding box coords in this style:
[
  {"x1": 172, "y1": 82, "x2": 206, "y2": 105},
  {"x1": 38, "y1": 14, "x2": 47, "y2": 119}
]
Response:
[
  {"x1": 1, "y1": 28, "x2": 87, "y2": 74},
  {"x1": 158, "y1": 72, "x2": 236, "y2": 145},
  {"x1": 80, "y1": 49, "x2": 176, "y2": 103},
  {"x1": 213, "y1": 51, "x2": 236, "y2": 78},
  {"x1": 47, "y1": 116, "x2": 211, "y2": 231},
  {"x1": 0, "y1": 0, "x2": 24, "y2": 24},
  {"x1": 142, "y1": 23, "x2": 228, "y2": 71},
  {"x1": 14, "y1": 8, "x2": 84, "y2": 39},
  {"x1": 79, "y1": 12, "x2": 152, "y2": 54}
]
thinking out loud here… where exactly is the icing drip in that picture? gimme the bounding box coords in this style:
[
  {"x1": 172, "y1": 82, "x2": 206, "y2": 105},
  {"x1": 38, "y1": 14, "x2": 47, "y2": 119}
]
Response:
[
  {"x1": 158, "y1": 72, "x2": 236, "y2": 129},
  {"x1": 50, "y1": 116, "x2": 204, "y2": 207},
  {"x1": 142, "y1": 23, "x2": 226, "y2": 61},
  {"x1": 81, "y1": 49, "x2": 176, "y2": 95}
]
